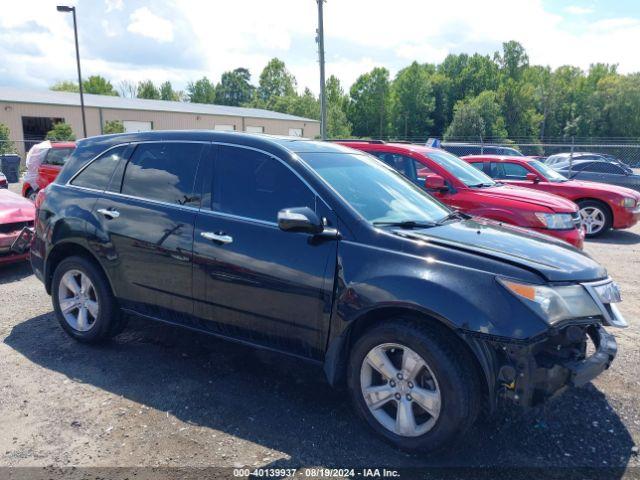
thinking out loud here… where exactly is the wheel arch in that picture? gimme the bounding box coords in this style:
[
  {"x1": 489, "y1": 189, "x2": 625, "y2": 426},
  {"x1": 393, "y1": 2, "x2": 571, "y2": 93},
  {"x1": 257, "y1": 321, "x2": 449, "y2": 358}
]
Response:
[
  {"x1": 575, "y1": 197, "x2": 613, "y2": 219},
  {"x1": 45, "y1": 241, "x2": 114, "y2": 296},
  {"x1": 323, "y1": 305, "x2": 494, "y2": 411}
]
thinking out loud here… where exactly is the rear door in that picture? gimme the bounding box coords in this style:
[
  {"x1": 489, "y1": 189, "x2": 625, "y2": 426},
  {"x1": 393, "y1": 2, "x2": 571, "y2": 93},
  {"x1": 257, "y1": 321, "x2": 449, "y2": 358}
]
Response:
[
  {"x1": 192, "y1": 144, "x2": 338, "y2": 359},
  {"x1": 92, "y1": 141, "x2": 205, "y2": 320}
]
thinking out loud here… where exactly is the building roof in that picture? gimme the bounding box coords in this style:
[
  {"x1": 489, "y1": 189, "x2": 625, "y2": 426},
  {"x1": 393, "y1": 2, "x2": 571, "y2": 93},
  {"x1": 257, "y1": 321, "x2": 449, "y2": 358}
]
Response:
[{"x1": 0, "y1": 86, "x2": 318, "y2": 123}]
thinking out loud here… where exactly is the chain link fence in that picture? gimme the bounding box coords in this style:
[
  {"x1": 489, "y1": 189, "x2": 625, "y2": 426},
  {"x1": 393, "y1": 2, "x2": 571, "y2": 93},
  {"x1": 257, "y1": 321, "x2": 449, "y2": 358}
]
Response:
[{"x1": 376, "y1": 136, "x2": 640, "y2": 168}]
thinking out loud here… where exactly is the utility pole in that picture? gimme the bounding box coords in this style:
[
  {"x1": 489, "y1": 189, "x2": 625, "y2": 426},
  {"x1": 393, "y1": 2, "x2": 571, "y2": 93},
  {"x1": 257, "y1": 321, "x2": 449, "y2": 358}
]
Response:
[
  {"x1": 316, "y1": 0, "x2": 327, "y2": 140},
  {"x1": 57, "y1": 5, "x2": 87, "y2": 138}
]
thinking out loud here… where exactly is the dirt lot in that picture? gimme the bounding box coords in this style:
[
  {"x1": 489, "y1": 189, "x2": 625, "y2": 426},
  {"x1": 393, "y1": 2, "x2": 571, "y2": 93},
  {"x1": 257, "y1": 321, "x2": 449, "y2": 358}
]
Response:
[{"x1": 1, "y1": 181, "x2": 639, "y2": 477}]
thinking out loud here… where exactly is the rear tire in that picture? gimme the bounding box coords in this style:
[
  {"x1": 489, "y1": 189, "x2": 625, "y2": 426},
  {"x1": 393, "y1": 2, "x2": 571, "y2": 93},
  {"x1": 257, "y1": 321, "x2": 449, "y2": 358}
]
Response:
[
  {"x1": 347, "y1": 318, "x2": 481, "y2": 452},
  {"x1": 578, "y1": 200, "x2": 612, "y2": 237},
  {"x1": 51, "y1": 256, "x2": 125, "y2": 342}
]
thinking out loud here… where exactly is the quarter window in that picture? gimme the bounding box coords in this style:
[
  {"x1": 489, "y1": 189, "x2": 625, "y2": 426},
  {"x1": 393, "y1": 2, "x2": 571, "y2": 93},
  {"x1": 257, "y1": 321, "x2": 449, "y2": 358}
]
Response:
[
  {"x1": 211, "y1": 146, "x2": 315, "y2": 222},
  {"x1": 121, "y1": 142, "x2": 203, "y2": 206},
  {"x1": 71, "y1": 146, "x2": 127, "y2": 190}
]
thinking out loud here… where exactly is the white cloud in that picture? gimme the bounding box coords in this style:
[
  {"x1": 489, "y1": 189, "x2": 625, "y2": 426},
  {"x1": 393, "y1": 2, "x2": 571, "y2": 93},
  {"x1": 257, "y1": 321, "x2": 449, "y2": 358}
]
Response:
[
  {"x1": 127, "y1": 7, "x2": 174, "y2": 43},
  {"x1": 565, "y1": 5, "x2": 594, "y2": 15},
  {"x1": 105, "y1": 0, "x2": 123, "y2": 13},
  {"x1": 1, "y1": 0, "x2": 640, "y2": 97}
]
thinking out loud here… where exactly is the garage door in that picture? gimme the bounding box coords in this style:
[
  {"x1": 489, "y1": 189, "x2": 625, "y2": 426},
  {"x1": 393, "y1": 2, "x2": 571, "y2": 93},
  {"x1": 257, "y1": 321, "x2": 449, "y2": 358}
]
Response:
[
  {"x1": 214, "y1": 124, "x2": 235, "y2": 131},
  {"x1": 123, "y1": 121, "x2": 152, "y2": 133},
  {"x1": 288, "y1": 128, "x2": 303, "y2": 137}
]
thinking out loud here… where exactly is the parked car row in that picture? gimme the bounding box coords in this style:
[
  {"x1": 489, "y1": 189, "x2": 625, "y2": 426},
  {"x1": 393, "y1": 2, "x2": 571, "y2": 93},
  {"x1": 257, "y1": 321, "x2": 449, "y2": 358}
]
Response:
[
  {"x1": 14, "y1": 131, "x2": 626, "y2": 452},
  {"x1": 464, "y1": 155, "x2": 640, "y2": 237}
]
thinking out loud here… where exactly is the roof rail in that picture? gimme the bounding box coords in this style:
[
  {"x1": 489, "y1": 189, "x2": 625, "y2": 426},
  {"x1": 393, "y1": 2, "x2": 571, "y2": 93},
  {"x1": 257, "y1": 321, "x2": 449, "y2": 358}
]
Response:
[{"x1": 328, "y1": 139, "x2": 386, "y2": 144}]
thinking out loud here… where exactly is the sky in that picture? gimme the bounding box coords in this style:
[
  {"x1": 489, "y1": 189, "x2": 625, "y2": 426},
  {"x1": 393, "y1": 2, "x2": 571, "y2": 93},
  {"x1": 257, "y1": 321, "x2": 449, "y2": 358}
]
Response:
[{"x1": 1, "y1": 0, "x2": 640, "y2": 96}]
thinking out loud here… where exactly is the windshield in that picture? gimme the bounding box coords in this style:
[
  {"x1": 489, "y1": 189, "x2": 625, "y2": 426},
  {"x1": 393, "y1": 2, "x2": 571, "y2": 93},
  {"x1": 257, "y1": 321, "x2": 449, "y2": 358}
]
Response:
[
  {"x1": 529, "y1": 160, "x2": 568, "y2": 182},
  {"x1": 299, "y1": 152, "x2": 450, "y2": 224},
  {"x1": 427, "y1": 150, "x2": 496, "y2": 187}
]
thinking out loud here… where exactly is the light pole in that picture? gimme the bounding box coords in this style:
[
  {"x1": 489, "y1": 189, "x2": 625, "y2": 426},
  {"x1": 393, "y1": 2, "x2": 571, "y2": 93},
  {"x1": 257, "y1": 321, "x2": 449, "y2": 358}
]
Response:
[
  {"x1": 57, "y1": 5, "x2": 87, "y2": 138},
  {"x1": 316, "y1": 0, "x2": 327, "y2": 140}
]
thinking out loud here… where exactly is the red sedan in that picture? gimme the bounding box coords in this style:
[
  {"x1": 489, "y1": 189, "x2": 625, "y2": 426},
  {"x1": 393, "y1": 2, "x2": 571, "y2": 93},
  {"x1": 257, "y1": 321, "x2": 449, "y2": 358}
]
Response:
[
  {"x1": 22, "y1": 141, "x2": 75, "y2": 201},
  {"x1": 464, "y1": 155, "x2": 640, "y2": 237},
  {"x1": 338, "y1": 141, "x2": 585, "y2": 248},
  {"x1": 0, "y1": 189, "x2": 35, "y2": 266}
]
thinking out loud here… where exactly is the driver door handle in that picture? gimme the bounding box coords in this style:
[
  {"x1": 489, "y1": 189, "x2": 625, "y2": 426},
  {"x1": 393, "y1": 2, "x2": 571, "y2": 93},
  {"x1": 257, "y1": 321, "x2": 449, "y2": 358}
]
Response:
[
  {"x1": 97, "y1": 208, "x2": 120, "y2": 219},
  {"x1": 201, "y1": 231, "x2": 233, "y2": 244}
]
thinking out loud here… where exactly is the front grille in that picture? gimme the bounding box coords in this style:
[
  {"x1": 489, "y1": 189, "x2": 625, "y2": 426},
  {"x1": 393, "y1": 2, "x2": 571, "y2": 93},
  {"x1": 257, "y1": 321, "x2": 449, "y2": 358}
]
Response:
[{"x1": 0, "y1": 221, "x2": 33, "y2": 234}]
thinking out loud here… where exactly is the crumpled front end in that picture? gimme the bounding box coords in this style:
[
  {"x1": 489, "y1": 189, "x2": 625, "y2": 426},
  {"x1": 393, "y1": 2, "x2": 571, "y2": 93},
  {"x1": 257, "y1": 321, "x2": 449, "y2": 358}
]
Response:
[{"x1": 493, "y1": 323, "x2": 617, "y2": 407}]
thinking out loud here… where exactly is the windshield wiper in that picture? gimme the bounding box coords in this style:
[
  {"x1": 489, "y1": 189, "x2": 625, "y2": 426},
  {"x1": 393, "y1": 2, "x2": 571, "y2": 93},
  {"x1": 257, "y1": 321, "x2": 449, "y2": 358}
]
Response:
[
  {"x1": 468, "y1": 182, "x2": 495, "y2": 188},
  {"x1": 373, "y1": 220, "x2": 438, "y2": 229},
  {"x1": 436, "y1": 210, "x2": 470, "y2": 225}
]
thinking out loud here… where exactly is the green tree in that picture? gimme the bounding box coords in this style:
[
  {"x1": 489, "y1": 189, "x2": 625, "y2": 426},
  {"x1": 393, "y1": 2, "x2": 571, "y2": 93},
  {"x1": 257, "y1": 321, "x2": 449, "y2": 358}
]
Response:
[
  {"x1": 255, "y1": 58, "x2": 297, "y2": 109},
  {"x1": 45, "y1": 122, "x2": 75, "y2": 141},
  {"x1": 390, "y1": 62, "x2": 435, "y2": 138},
  {"x1": 495, "y1": 40, "x2": 529, "y2": 81},
  {"x1": 348, "y1": 67, "x2": 391, "y2": 138},
  {"x1": 498, "y1": 79, "x2": 542, "y2": 140},
  {"x1": 50, "y1": 80, "x2": 79, "y2": 93},
  {"x1": 325, "y1": 75, "x2": 351, "y2": 138},
  {"x1": 103, "y1": 120, "x2": 125, "y2": 134},
  {"x1": 82, "y1": 75, "x2": 118, "y2": 96},
  {"x1": 0, "y1": 123, "x2": 15, "y2": 155},
  {"x1": 444, "y1": 90, "x2": 507, "y2": 141},
  {"x1": 215, "y1": 68, "x2": 254, "y2": 106},
  {"x1": 159, "y1": 81, "x2": 180, "y2": 101},
  {"x1": 137, "y1": 80, "x2": 160, "y2": 100},
  {"x1": 186, "y1": 77, "x2": 216, "y2": 104}
]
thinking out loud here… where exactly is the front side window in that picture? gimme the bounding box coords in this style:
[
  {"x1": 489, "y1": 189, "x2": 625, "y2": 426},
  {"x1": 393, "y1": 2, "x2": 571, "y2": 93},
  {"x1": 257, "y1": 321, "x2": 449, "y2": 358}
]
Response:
[
  {"x1": 425, "y1": 150, "x2": 495, "y2": 187},
  {"x1": 300, "y1": 152, "x2": 450, "y2": 224},
  {"x1": 45, "y1": 148, "x2": 74, "y2": 166},
  {"x1": 121, "y1": 142, "x2": 203, "y2": 206},
  {"x1": 529, "y1": 160, "x2": 567, "y2": 182},
  {"x1": 489, "y1": 162, "x2": 529, "y2": 180},
  {"x1": 71, "y1": 145, "x2": 127, "y2": 190},
  {"x1": 211, "y1": 146, "x2": 315, "y2": 222}
]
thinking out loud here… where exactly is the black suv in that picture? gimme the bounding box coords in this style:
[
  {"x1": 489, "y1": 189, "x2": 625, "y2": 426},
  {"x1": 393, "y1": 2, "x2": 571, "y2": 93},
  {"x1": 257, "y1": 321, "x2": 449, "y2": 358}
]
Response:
[{"x1": 31, "y1": 131, "x2": 624, "y2": 451}]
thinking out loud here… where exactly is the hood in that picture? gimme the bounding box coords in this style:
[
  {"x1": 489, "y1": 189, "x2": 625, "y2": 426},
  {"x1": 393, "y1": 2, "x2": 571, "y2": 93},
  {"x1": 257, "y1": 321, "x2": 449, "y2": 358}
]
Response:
[
  {"x1": 400, "y1": 217, "x2": 606, "y2": 282},
  {"x1": 564, "y1": 179, "x2": 640, "y2": 200},
  {"x1": 0, "y1": 189, "x2": 35, "y2": 224},
  {"x1": 472, "y1": 184, "x2": 578, "y2": 212}
]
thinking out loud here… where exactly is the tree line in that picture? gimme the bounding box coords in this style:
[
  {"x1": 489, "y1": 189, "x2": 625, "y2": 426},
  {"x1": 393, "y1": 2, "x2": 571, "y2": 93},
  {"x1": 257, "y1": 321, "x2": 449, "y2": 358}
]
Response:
[{"x1": 48, "y1": 41, "x2": 640, "y2": 142}]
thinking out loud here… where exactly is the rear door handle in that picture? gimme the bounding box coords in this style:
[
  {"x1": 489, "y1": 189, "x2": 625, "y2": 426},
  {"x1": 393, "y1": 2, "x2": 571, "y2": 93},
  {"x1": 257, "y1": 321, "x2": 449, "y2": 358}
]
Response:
[
  {"x1": 201, "y1": 231, "x2": 233, "y2": 244},
  {"x1": 97, "y1": 208, "x2": 120, "y2": 219}
]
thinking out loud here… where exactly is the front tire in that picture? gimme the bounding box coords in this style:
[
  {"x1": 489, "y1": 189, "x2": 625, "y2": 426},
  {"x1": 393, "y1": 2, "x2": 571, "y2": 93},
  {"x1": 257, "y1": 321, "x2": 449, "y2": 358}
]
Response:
[
  {"x1": 347, "y1": 319, "x2": 481, "y2": 452},
  {"x1": 52, "y1": 256, "x2": 124, "y2": 342},
  {"x1": 578, "y1": 200, "x2": 612, "y2": 237}
]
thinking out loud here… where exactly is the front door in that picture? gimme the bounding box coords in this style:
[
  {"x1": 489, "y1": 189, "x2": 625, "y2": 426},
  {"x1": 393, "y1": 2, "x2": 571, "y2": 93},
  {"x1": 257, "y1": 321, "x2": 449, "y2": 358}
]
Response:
[
  {"x1": 92, "y1": 141, "x2": 205, "y2": 320},
  {"x1": 192, "y1": 145, "x2": 338, "y2": 359}
]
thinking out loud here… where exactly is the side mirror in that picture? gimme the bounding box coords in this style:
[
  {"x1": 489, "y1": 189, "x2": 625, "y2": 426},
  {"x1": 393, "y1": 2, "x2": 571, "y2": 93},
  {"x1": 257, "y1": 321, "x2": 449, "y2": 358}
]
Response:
[
  {"x1": 278, "y1": 207, "x2": 324, "y2": 234},
  {"x1": 525, "y1": 173, "x2": 540, "y2": 183},
  {"x1": 424, "y1": 174, "x2": 447, "y2": 191}
]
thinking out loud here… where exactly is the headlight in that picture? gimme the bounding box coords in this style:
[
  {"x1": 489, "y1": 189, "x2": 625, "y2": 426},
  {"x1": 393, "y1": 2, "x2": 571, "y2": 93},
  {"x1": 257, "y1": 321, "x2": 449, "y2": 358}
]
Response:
[
  {"x1": 534, "y1": 212, "x2": 575, "y2": 230},
  {"x1": 498, "y1": 278, "x2": 601, "y2": 324},
  {"x1": 621, "y1": 197, "x2": 636, "y2": 208}
]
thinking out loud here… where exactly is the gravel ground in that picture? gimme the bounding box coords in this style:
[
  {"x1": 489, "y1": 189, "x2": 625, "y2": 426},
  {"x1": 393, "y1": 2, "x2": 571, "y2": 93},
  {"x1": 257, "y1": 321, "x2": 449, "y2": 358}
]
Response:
[{"x1": 1, "y1": 182, "x2": 639, "y2": 478}]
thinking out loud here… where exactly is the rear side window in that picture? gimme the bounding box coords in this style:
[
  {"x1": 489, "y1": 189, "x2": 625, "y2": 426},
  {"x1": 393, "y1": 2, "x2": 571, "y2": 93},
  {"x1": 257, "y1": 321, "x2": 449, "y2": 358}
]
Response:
[
  {"x1": 211, "y1": 146, "x2": 315, "y2": 222},
  {"x1": 45, "y1": 148, "x2": 74, "y2": 166},
  {"x1": 71, "y1": 145, "x2": 127, "y2": 190},
  {"x1": 489, "y1": 162, "x2": 529, "y2": 179},
  {"x1": 581, "y1": 162, "x2": 625, "y2": 174},
  {"x1": 121, "y1": 142, "x2": 203, "y2": 206}
]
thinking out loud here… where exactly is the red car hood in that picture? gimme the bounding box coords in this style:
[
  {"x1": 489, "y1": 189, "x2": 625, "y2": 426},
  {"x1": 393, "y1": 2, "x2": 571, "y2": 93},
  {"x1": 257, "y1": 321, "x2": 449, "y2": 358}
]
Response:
[
  {"x1": 563, "y1": 179, "x2": 640, "y2": 200},
  {"x1": 472, "y1": 184, "x2": 578, "y2": 212},
  {"x1": 0, "y1": 189, "x2": 35, "y2": 224}
]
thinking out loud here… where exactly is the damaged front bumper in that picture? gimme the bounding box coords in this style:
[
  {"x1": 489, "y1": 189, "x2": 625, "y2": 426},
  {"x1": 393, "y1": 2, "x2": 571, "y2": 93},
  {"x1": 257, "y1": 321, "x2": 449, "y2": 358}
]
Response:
[{"x1": 492, "y1": 323, "x2": 617, "y2": 407}]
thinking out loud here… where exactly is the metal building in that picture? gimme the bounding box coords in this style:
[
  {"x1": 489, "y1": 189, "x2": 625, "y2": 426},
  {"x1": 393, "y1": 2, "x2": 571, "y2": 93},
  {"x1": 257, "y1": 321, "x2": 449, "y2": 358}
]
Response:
[{"x1": 0, "y1": 87, "x2": 320, "y2": 158}]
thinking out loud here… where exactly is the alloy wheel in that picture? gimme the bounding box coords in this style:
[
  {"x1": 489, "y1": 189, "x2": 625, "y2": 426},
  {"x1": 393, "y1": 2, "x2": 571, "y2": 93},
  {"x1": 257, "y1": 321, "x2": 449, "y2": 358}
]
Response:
[
  {"x1": 57, "y1": 269, "x2": 99, "y2": 332},
  {"x1": 580, "y1": 206, "x2": 606, "y2": 235},
  {"x1": 360, "y1": 343, "x2": 441, "y2": 437}
]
